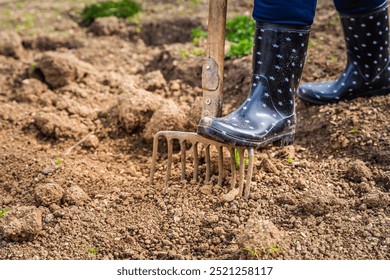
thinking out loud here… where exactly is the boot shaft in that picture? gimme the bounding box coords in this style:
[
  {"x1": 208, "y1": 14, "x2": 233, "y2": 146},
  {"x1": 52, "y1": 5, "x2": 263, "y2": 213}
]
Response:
[
  {"x1": 340, "y1": 2, "x2": 390, "y2": 81},
  {"x1": 251, "y1": 22, "x2": 310, "y2": 114}
]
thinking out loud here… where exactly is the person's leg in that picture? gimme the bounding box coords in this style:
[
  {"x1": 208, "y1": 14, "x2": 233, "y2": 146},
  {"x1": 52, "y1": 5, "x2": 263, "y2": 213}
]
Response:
[
  {"x1": 298, "y1": 0, "x2": 390, "y2": 104},
  {"x1": 197, "y1": 1, "x2": 316, "y2": 147},
  {"x1": 253, "y1": 0, "x2": 317, "y2": 26},
  {"x1": 334, "y1": 0, "x2": 386, "y2": 14}
]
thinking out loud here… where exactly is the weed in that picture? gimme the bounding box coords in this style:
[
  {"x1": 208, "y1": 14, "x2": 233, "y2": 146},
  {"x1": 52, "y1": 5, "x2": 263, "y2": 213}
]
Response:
[
  {"x1": 225, "y1": 15, "x2": 255, "y2": 58},
  {"x1": 30, "y1": 62, "x2": 37, "y2": 72},
  {"x1": 85, "y1": 245, "x2": 100, "y2": 255},
  {"x1": 190, "y1": 15, "x2": 255, "y2": 58},
  {"x1": 349, "y1": 129, "x2": 359, "y2": 134},
  {"x1": 191, "y1": 27, "x2": 207, "y2": 44},
  {"x1": 287, "y1": 157, "x2": 294, "y2": 164},
  {"x1": 127, "y1": 13, "x2": 142, "y2": 33},
  {"x1": 243, "y1": 244, "x2": 282, "y2": 259},
  {"x1": 0, "y1": 209, "x2": 9, "y2": 218},
  {"x1": 55, "y1": 157, "x2": 62, "y2": 166},
  {"x1": 189, "y1": 0, "x2": 202, "y2": 8},
  {"x1": 234, "y1": 149, "x2": 249, "y2": 169},
  {"x1": 81, "y1": 0, "x2": 141, "y2": 25}
]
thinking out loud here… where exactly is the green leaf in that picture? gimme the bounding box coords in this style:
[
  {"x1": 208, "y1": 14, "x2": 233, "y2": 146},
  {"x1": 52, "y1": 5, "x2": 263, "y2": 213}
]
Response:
[
  {"x1": 0, "y1": 209, "x2": 9, "y2": 218},
  {"x1": 81, "y1": 0, "x2": 142, "y2": 25}
]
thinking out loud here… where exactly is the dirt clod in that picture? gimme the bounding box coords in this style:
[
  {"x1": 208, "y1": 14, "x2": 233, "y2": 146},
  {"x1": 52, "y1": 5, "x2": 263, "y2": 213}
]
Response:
[
  {"x1": 35, "y1": 182, "x2": 64, "y2": 206},
  {"x1": 117, "y1": 90, "x2": 164, "y2": 133},
  {"x1": 62, "y1": 185, "x2": 90, "y2": 205},
  {"x1": 83, "y1": 134, "x2": 99, "y2": 149},
  {"x1": 0, "y1": 206, "x2": 42, "y2": 241},
  {"x1": 236, "y1": 216, "x2": 284, "y2": 259},
  {"x1": 0, "y1": 30, "x2": 24, "y2": 59},
  {"x1": 142, "y1": 70, "x2": 167, "y2": 91},
  {"x1": 37, "y1": 52, "x2": 96, "y2": 88},
  {"x1": 143, "y1": 100, "x2": 187, "y2": 140},
  {"x1": 88, "y1": 16, "x2": 121, "y2": 36},
  {"x1": 33, "y1": 112, "x2": 88, "y2": 139},
  {"x1": 346, "y1": 160, "x2": 373, "y2": 182}
]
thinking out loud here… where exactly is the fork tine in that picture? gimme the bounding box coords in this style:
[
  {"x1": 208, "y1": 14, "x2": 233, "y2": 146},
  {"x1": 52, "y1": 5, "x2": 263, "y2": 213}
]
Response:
[
  {"x1": 244, "y1": 148, "x2": 255, "y2": 199},
  {"x1": 238, "y1": 147, "x2": 245, "y2": 196},
  {"x1": 180, "y1": 140, "x2": 186, "y2": 181},
  {"x1": 150, "y1": 131, "x2": 258, "y2": 198},
  {"x1": 217, "y1": 145, "x2": 224, "y2": 186},
  {"x1": 165, "y1": 138, "x2": 173, "y2": 184},
  {"x1": 193, "y1": 142, "x2": 199, "y2": 181},
  {"x1": 229, "y1": 148, "x2": 237, "y2": 189},
  {"x1": 205, "y1": 145, "x2": 211, "y2": 182},
  {"x1": 149, "y1": 132, "x2": 161, "y2": 185}
]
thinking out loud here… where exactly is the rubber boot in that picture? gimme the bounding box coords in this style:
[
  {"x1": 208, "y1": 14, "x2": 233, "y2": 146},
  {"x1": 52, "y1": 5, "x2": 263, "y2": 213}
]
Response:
[
  {"x1": 197, "y1": 22, "x2": 310, "y2": 147},
  {"x1": 298, "y1": 2, "x2": 390, "y2": 104}
]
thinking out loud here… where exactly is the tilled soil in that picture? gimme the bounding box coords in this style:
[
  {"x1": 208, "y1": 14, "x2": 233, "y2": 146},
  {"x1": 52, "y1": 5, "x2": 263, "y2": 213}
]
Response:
[{"x1": 0, "y1": 0, "x2": 389, "y2": 260}]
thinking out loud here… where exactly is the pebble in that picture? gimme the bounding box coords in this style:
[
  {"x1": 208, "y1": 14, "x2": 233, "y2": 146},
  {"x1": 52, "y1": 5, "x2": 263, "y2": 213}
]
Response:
[{"x1": 42, "y1": 166, "x2": 54, "y2": 175}]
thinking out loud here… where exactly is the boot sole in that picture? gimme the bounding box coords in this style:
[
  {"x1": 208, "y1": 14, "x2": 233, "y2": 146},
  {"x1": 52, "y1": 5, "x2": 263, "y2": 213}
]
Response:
[
  {"x1": 297, "y1": 87, "x2": 390, "y2": 105},
  {"x1": 197, "y1": 125, "x2": 295, "y2": 148}
]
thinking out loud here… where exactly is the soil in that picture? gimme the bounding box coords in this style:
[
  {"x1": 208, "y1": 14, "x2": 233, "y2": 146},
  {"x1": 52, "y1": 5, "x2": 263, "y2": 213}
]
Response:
[{"x1": 0, "y1": 0, "x2": 389, "y2": 260}]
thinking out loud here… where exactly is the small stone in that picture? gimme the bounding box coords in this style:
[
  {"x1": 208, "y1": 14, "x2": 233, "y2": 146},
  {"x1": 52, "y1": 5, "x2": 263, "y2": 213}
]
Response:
[
  {"x1": 83, "y1": 134, "x2": 99, "y2": 149},
  {"x1": 42, "y1": 166, "x2": 54, "y2": 175},
  {"x1": 205, "y1": 214, "x2": 219, "y2": 223},
  {"x1": 259, "y1": 158, "x2": 279, "y2": 174},
  {"x1": 44, "y1": 213, "x2": 55, "y2": 223}
]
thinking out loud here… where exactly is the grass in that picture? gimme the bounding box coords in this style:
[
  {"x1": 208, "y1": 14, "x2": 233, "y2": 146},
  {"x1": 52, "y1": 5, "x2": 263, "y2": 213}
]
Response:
[
  {"x1": 0, "y1": 10, "x2": 37, "y2": 35},
  {"x1": 80, "y1": 0, "x2": 141, "y2": 25},
  {"x1": 0, "y1": 209, "x2": 9, "y2": 218}
]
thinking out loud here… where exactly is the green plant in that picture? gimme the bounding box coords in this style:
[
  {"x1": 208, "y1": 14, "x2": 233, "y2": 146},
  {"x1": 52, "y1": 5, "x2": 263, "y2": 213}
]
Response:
[
  {"x1": 225, "y1": 15, "x2": 255, "y2": 58},
  {"x1": 190, "y1": 15, "x2": 255, "y2": 58},
  {"x1": 287, "y1": 157, "x2": 294, "y2": 164},
  {"x1": 0, "y1": 209, "x2": 9, "y2": 218},
  {"x1": 191, "y1": 27, "x2": 207, "y2": 44},
  {"x1": 349, "y1": 129, "x2": 359, "y2": 134},
  {"x1": 243, "y1": 244, "x2": 282, "y2": 259},
  {"x1": 80, "y1": 0, "x2": 141, "y2": 25},
  {"x1": 55, "y1": 157, "x2": 62, "y2": 166},
  {"x1": 86, "y1": 245, "x2": 100, "y2": 255},
  {"x1": 189, "y1": 0, "x2": 202, "y2": 8},
  {"x1": 234, "y1": 149, "x2": 249, "y2": 169}
]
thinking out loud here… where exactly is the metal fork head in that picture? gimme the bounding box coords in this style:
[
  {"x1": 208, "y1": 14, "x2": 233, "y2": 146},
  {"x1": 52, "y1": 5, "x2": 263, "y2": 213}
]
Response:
[{"x1": 149, "y1": 131, "x2": 255, "y2": 199}]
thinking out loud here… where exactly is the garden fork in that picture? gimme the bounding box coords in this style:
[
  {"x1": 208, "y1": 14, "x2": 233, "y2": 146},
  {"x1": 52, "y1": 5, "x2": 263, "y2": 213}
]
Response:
[{"x1": 149, "y1": 0, "x2": 255, "y2": 198}]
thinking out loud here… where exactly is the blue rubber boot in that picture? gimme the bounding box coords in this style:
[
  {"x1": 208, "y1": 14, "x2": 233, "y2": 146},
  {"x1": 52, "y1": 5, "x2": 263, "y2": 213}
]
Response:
[
  {"x1": 298, "y1": 2, "x2": 390, "y2": 104},
  {"x1": 197, "y1": 22, "x2": 310, "y2": 147}
]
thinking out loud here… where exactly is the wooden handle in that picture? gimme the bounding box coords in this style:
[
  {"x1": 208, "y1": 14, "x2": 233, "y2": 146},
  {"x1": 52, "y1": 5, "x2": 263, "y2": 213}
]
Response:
[{"x1": 201, "y1": 0, "x2": 227, "y2": 118}]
